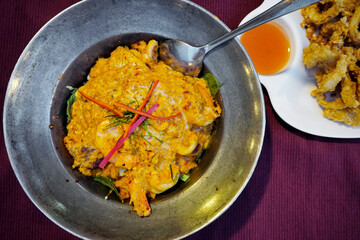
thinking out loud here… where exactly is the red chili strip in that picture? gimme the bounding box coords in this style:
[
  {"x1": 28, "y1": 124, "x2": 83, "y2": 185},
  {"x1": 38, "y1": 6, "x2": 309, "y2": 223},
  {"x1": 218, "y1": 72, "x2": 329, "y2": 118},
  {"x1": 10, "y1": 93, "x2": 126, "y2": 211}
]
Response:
[
  {"x1": 123, "y1": 80, "x2": 159, "y2": 138},
  {"x1": 114, "y1": 102, "x2": 181, "y2": 120},
  {"x1": 78, "y1": 90, "x2": 124, "y2": 117},
  {"x1": 98, "y1": 104, "x2": 159, "y2": 168}
]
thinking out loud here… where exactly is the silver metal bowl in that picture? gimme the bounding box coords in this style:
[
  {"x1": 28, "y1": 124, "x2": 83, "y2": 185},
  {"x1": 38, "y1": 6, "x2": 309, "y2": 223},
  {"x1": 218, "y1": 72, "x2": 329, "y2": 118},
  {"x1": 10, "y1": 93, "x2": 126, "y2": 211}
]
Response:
[{"x1": 3, "y1": 0, "x2": 265, "y2": 239}]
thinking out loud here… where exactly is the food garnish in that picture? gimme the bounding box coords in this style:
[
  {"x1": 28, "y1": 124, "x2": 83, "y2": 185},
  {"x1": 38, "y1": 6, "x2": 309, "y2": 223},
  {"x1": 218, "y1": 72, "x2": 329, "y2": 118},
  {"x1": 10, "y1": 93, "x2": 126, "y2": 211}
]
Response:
[
  {"x1": 64, "y1": 40, "x2": 221, "y2": 217},
  {"x1": 202, "y1": 73, "x2": 221, "y2": 98},
  {"x1": 113, "y1": 102, "x2": 181, "y2": 120},
  {"x1": 78, "y1": 90, "x2": 124, "y2": 117},
  {"x1": 121, "y1": 79, "x2": 158, "y2": 142},
  {"x1": 94, "y1": 175, "x2": 123, "y2": 202},
  {"x1": 179, "y1": 173, "x2": 190, "y2": 182},
  {"x1": 301, "y1": 0, "x2": 360, "y2": 126},
  {"x1": 66, "y1": 88, "x2": 77, "y2": 123},
  {"x1": 99, "y1": 103, "x2": 160, "y2": 168},
  {"x1": 169, "y1": 164, "x2": 175, "y2": 182}
]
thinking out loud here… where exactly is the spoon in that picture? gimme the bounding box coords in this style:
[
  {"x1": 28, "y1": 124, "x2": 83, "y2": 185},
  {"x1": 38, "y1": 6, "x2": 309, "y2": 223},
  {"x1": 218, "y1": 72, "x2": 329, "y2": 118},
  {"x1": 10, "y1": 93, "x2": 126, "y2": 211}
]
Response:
[{"x1": 159, "y1": 0, "x2": 320, "y2": 77}]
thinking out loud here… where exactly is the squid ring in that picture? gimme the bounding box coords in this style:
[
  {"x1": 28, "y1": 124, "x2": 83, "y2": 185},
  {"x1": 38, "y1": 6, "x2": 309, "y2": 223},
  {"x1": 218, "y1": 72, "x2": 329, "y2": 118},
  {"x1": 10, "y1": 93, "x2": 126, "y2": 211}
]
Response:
[
  {"x1": 349, "y1": 6, "x2": 360, "y2": 45},
  {"x1": 301, "y1": 0, "x2": 343, "y2": 25}
]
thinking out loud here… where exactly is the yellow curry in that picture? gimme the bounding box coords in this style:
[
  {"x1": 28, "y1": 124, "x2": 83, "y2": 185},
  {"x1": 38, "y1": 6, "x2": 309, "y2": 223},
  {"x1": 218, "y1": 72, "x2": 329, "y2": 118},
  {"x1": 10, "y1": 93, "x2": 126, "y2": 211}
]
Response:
[{"x1": 64, "y1": 40, "x2": 221, "y2": 217}]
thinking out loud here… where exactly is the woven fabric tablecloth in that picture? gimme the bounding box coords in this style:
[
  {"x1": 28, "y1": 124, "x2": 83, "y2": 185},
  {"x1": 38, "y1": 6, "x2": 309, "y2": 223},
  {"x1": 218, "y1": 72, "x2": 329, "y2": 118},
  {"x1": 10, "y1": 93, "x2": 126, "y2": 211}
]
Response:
[{"x1": 1, "y1": 0, "x2": 360, "y2": 239}]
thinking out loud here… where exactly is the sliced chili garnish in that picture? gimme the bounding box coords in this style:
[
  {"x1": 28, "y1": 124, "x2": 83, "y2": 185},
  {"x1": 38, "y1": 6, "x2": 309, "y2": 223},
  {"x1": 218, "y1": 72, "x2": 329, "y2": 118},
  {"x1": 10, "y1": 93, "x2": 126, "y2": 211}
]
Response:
[
  {"x1": 123, "y1": 80, "x2": 159, "y2": 138},
  {"x1": 113, "y1": 102, "x2": 181, "y2": 121},
  {"x1": 98, "y1": 104, "x2": 159, "y2": 168},
  {"x1": 99, "y1": 80, "x2": 160, "y2": 168},
  {"x1": 78, "y1": 90, "x2": 124, "y2": 117}
]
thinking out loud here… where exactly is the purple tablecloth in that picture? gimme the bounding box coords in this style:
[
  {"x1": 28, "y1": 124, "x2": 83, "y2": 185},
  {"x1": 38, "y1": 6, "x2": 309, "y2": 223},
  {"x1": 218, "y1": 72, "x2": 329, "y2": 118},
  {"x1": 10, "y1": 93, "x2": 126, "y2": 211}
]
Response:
[{"x1": 1, "y1": 0, "x2": 359, "y2": 239}]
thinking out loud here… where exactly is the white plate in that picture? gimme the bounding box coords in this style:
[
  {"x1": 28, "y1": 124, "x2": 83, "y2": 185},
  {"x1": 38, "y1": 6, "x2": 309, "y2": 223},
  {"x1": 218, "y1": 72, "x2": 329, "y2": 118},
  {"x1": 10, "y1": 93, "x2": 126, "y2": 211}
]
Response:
[{"x1": 240, "y1": 0, "x2": 360, "y2": 138}]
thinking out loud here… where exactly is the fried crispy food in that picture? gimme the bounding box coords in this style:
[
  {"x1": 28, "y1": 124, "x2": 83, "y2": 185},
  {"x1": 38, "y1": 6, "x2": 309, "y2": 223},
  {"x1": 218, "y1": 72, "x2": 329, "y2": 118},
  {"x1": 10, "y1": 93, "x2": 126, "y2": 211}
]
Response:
[
  {"x1": 303, "y1": 42, "x2": 339, "y2": 70},
  {"x1": 349, "y1": 6, "x2": 360, "y2": 45},
  {"x1": 302, "y1": 0, "x2": 360, "y2": 126},
  {"x1": 301, "y1": 0, "x2": 343, "y2": 25},
  {"x1": 316, "y1": 52, "x2": 355, "y2": 93},
  {"x1": 341, "y1": 72, "x2": 359, "y2": 107},
  {"x1": 320, "y1": 17, "x2": 349, "y2": 46},
  {"x1": 324, "y1": 107, "x2": 360, "y2": 126}
]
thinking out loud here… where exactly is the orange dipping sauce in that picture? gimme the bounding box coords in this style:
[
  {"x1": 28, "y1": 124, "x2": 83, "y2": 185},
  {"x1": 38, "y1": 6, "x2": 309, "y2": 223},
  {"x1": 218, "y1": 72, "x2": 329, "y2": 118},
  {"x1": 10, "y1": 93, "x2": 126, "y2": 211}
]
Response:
[{"x1": 240, "y1": 22, "x2": 291, "y2": 75}]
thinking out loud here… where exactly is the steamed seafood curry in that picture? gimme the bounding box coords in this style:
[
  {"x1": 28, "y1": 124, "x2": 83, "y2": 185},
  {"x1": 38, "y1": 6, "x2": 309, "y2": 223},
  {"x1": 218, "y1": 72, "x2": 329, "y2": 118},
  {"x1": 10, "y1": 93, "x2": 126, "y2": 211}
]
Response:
[
  {"x1": 64, "y1": 40, "x2": 221, "y2": 217},
  {"x1": 301, "y1": 0, "x2": 360, "y2": 126}
]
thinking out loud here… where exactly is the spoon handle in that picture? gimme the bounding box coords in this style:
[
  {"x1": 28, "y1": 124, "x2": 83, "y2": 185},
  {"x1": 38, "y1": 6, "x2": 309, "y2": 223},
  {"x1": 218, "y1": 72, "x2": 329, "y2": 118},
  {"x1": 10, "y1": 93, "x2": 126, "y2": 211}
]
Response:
[{"x1": 203, "y1": 0, "x2": 320, "y2": 52}]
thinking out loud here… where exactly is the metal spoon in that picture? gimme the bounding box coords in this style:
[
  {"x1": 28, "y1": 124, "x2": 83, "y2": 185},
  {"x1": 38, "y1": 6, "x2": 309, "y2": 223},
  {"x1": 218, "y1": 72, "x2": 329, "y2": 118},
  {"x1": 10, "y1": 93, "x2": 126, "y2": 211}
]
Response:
[{"x1": 159, "y1": 0, "x2": 320, "y2": 77}]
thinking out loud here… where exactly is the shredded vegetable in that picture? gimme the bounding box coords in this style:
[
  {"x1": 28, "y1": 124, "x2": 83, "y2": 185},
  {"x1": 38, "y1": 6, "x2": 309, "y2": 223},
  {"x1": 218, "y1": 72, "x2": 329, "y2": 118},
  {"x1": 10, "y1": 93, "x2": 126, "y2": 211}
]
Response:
[
  {"x1": 98, "y1": 104, "x2": 159, "y2": 168},
  {"x1": 114, "y1": 102, "x2": 181, "y2": 121}
]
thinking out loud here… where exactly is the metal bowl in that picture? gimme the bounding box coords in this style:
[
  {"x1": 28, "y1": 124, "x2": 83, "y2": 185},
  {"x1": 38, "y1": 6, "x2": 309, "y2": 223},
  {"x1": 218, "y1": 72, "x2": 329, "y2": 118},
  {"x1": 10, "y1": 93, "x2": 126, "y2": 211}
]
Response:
[{"x1": 3, "y1": 0, "x2": 265, "y2": 239}]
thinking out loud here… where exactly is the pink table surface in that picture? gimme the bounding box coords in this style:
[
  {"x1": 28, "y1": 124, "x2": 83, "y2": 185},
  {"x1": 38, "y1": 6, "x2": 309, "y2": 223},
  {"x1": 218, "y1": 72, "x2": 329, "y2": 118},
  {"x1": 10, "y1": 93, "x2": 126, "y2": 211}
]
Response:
[{"x1": 1, "y1": 0, "x2": 360, "y2": 239}]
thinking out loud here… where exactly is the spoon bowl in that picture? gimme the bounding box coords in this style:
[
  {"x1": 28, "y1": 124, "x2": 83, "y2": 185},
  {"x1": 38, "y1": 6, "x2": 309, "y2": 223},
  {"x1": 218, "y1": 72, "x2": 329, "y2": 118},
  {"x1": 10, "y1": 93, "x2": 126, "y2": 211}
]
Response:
[
  {"x1": 159, "y1": 0, "x2": 320, "y2": 76},
  {"x1": 159, "y1": 40, "x2": 205, "y2": 77}
]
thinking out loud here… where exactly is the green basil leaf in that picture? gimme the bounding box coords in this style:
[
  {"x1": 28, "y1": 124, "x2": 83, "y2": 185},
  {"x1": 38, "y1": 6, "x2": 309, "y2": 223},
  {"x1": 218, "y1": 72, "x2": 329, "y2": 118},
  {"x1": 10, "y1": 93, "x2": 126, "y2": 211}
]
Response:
[
  {"x1": 66, "y1": 89, "x2": 77, "y2": 123},
  {"x1": 94, "y1": 176, "x2": 123, "y2": 202},
  {"x1": 202, "y1": 73, "x2": 221, "y2": 98},
  {"x1": 179, "y1": 173, "x2": 190, "y2": 182}
]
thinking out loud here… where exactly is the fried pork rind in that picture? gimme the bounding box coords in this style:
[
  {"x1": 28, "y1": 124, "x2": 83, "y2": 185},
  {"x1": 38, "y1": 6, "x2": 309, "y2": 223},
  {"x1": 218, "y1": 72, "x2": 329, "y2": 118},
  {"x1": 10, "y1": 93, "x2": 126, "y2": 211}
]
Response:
[{"x1": 302, "y1": 0, "x2": 360, "y2": 126}]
